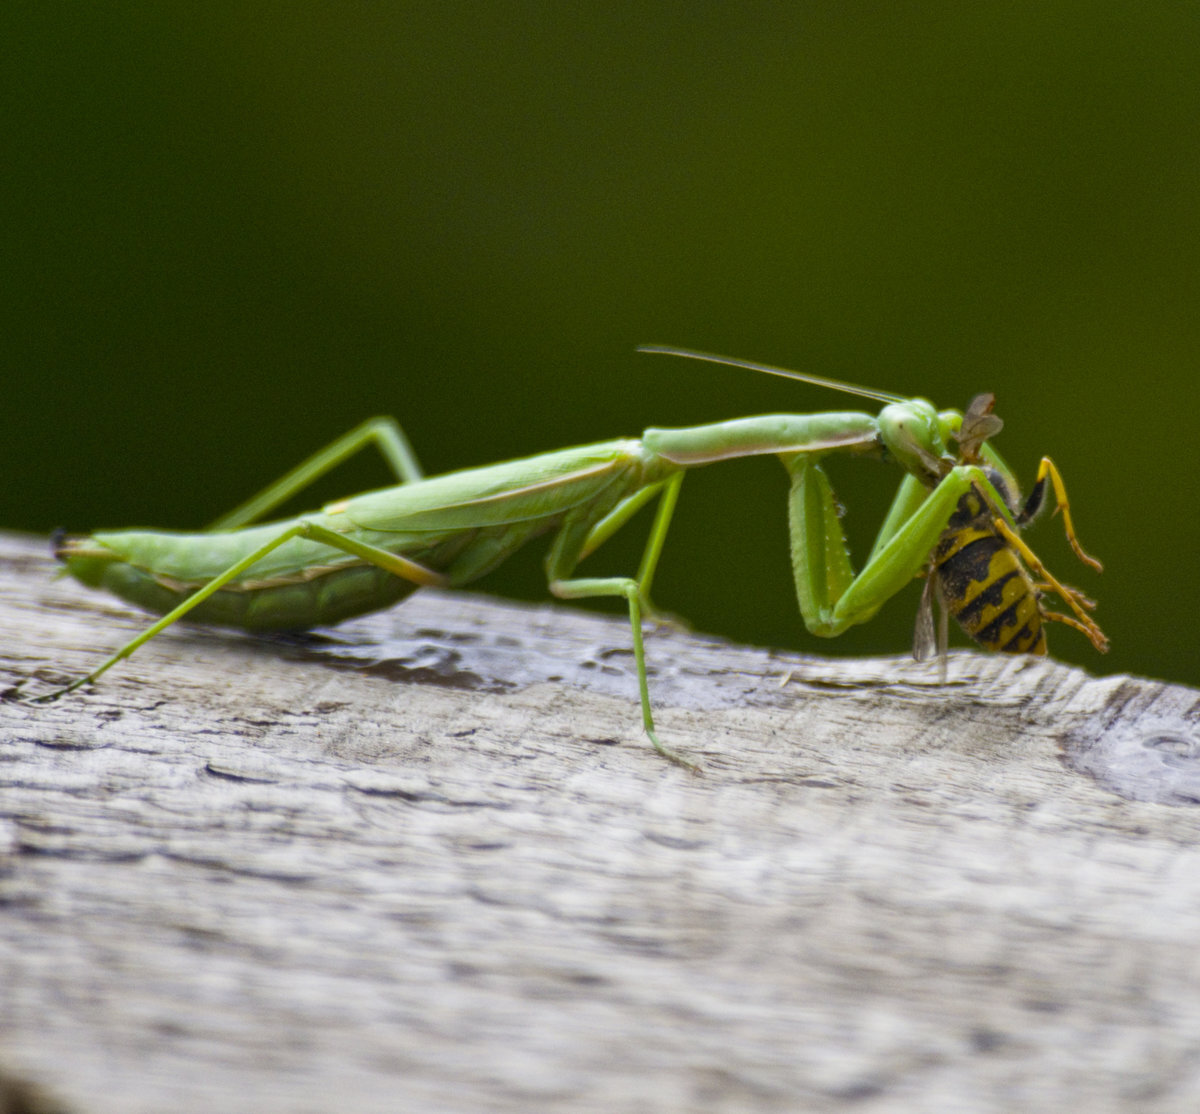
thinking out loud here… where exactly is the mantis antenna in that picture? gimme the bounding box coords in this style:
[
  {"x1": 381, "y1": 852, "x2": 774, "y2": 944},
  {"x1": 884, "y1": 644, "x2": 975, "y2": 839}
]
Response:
[{"x1": 637, "y1": 344, "x2": 907, "y2": 406}]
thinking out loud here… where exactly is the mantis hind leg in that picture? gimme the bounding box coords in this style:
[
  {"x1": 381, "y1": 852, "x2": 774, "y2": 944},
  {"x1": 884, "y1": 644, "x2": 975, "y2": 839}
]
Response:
[
  {"x1": 209, "y1": 416, "x2": 425, "y2": 530},
  {"x1": 25, "y1": 520, "x2": 447, "y2": 703},
  {"x1": 546, "y1": 472, "x2": 698, "y2": 771}
]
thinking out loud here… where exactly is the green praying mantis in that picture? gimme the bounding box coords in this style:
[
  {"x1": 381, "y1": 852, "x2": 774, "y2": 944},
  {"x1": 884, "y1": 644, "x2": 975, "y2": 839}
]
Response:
[{"x1": 24, "y1": 347, "x2": 1107, "y2": 770}]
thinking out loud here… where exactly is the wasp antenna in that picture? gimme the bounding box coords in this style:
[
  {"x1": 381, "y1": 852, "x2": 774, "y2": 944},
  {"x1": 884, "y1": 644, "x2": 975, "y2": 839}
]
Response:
[{"x1": 638, "y1": 345, "x2": 906, "y2": 405}]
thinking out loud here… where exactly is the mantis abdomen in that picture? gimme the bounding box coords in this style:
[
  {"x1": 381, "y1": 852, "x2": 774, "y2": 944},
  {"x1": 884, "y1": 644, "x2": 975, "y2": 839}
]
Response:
[{"x1": 58, "y1": 529, "x2": 426, "y2": 630}]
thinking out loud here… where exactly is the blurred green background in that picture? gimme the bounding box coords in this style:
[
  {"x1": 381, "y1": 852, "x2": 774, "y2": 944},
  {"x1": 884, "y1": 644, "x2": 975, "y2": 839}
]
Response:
[{"x1": 3, "y1": 5, "x2": 1196, "y2": 686}]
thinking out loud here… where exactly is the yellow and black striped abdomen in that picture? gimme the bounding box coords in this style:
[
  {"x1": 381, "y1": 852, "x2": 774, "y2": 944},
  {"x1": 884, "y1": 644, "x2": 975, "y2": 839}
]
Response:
[{"x1": 932, "y1": 488, "x2": 1046, "y2": 655}]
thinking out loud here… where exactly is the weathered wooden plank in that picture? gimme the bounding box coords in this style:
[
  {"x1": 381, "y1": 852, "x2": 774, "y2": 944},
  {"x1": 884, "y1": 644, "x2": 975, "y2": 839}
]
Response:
[{"x1": 1, "y1": 529, "x2": 1199, "y2": 1114}]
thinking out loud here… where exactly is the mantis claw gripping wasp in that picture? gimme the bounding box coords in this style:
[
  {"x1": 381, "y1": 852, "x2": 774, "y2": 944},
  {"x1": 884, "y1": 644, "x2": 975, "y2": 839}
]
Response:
[{"x1": 24, "y1": 347, "x2": 1107, "y2": 770}]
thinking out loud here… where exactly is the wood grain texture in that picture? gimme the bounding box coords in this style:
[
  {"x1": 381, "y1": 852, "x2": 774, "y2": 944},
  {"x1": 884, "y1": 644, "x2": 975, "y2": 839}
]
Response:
[{"x1": 1, "y1": 529, "x2": 1198, "y2": 1113}]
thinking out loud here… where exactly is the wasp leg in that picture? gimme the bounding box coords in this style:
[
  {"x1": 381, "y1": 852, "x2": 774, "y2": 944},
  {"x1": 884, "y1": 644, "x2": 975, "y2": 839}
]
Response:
[
  {"x1": 1032, "y1": 581, "x2": 1097, "y2": 610},
  {"x1": 1040, "y1": 608, "x2": 1107, "y2": 644},
  {"x1": 992, "y1": 517, "x2": 1109, "y2": 652},
  {"x1": 1017, "y1": 457, "x2": 1103, "y2": 573}
]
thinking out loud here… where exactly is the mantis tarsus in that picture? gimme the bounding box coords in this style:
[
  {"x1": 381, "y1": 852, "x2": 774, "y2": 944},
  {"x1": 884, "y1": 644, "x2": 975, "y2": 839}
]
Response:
[{"x1": 25, "y1": 347, "x2": 1107, "y2": 770}]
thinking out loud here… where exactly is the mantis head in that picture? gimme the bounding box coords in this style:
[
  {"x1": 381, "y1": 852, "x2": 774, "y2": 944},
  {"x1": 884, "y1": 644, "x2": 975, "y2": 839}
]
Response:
[{"x1": 877, "y1": 398, "x2": 952, "y2": 483}]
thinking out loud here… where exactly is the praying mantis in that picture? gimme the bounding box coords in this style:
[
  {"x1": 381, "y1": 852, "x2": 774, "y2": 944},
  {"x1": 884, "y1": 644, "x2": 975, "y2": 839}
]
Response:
[{"x1": 24, "y1": 347, "x2": 1107, "y2": 770}]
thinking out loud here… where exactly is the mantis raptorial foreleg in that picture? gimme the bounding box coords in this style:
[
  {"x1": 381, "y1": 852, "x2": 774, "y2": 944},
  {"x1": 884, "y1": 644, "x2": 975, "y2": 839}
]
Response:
[
  {"x1": 787, "y1": 457, "x2": 1011, "y2": 636},
  {"x1": 209, "y1": 416, "x2": 424, "y2": 530},
  {"x1": 862, "y1": 434, "x2": 1013, "y2": 568},
  {"x1": 867, "y1": 473, "x2": 930, "y2": 566},
  {"x1": 787, "y1": 450, "x2": 1107, "y2": 654}
]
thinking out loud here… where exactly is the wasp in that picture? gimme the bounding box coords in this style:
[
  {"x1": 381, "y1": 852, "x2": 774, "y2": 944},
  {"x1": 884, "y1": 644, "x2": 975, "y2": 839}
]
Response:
[{"x1": 915, "y1": 393, "x2": 1107, "y2": 661}]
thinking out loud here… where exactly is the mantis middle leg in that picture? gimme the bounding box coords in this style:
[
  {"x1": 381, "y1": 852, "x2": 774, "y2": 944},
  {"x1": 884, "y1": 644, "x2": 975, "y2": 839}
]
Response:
[{"x1": 545, "y1": 471, "x2": 695, "y2": 770}]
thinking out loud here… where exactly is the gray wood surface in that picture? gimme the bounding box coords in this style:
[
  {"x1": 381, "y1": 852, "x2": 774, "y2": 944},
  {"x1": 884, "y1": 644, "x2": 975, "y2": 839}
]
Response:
[{"x1": 1, "y1": 529, "x2": 1199, "y2": 1113}]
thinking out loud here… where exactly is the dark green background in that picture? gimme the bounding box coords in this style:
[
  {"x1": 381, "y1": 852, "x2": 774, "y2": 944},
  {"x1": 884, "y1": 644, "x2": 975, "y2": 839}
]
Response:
[{"x1": 4, "y1": 6, "x2": 1196, "y2": 686}]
